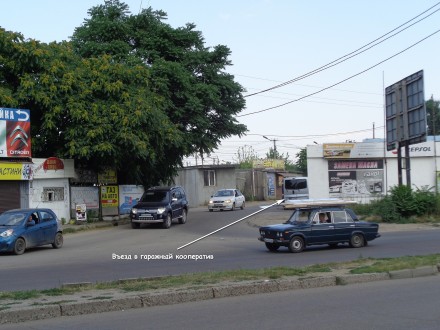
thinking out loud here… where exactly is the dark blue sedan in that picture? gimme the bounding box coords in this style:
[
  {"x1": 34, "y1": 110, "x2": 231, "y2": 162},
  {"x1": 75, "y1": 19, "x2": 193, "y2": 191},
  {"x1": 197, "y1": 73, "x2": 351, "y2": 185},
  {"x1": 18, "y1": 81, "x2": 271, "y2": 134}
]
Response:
[
  {"x1": 0, "y1": 208, "x2": 63, "y2": 255},
  {"x1": 258, "y1": 200, "x2": 380, "y2": 253}
]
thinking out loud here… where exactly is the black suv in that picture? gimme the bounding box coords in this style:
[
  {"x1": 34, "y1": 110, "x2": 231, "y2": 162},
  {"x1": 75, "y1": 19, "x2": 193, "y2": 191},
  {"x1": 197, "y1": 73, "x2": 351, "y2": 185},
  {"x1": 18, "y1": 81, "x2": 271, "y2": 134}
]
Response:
[{"x1": 130, "y1": 186, "x2": 188, "y2": 229}]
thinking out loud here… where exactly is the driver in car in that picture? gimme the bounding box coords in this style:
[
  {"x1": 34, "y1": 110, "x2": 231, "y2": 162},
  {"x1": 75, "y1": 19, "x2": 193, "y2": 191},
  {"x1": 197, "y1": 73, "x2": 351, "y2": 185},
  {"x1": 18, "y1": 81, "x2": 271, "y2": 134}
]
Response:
[{"x1": 319, "y1": 213, "x2": 330, "y2": 223}]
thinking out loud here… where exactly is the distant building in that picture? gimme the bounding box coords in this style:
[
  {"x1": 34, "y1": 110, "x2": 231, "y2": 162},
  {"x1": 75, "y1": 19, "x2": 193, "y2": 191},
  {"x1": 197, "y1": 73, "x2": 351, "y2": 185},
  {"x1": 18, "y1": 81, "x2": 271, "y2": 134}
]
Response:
[{"x1": 307, "y1": 138, "x2": 440, "y2": 203}]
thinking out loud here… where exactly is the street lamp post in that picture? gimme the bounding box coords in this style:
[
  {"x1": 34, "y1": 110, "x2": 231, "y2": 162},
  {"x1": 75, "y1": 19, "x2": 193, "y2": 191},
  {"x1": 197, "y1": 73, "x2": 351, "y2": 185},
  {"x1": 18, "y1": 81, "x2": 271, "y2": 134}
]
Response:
[{"x1": 263, "y1": 135, "x2": 277, "y2": 154}]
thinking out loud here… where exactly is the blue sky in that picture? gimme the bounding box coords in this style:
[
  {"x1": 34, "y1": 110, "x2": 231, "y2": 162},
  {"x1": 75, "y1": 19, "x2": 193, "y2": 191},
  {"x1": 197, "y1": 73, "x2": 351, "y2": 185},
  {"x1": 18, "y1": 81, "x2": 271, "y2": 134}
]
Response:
[{"x1": 1, "y1": 0, "x2": 439, "y2": 163}]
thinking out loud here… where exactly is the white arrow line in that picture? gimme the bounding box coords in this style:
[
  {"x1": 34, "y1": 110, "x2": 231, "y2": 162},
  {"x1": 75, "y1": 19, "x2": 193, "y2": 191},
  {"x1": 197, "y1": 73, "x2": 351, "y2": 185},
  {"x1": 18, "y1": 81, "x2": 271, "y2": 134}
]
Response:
[
  {"x1": 15, "y1": 109, "x2": 30, "y2": 121},
  {"x1": 177, "y1": 199, "x2": 284, "y2": 250}
]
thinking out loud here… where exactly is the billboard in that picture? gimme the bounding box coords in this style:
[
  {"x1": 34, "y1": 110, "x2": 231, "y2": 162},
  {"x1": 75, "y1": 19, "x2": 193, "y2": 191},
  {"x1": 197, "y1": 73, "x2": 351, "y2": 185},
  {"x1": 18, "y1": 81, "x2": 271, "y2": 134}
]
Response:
[
  {"x1": 328, "y1": 160, "x2": 384, "y2": 196},
  {"x1": 0, "y1": 108, "x2": 31, "y2": 158},
  {"x1": 385, "y1": 70, "x2": 427, "y2": 151}
]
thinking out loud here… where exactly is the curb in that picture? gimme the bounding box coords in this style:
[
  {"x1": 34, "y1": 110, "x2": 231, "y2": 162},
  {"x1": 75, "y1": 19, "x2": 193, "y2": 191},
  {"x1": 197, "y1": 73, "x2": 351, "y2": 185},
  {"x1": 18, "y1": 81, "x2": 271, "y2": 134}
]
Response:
[{"x1": 1, "y1": 265, "x2": 439, "y2": 324}]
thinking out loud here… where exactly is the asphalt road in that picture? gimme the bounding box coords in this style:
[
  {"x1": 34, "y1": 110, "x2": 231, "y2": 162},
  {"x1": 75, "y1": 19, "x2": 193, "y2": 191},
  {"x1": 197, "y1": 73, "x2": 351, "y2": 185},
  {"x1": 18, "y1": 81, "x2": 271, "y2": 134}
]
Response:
[
  {"x1": 1, "y1": 204, "x2": 440, "y2": 291},
  {"x1": 3, "y1": 275, "x2": 440, "y2": 330}
]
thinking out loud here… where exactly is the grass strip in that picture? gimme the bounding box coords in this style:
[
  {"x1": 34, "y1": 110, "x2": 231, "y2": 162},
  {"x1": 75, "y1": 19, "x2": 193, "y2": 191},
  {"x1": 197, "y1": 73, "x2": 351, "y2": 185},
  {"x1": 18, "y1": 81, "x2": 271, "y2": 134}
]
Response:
[{"x1": 1, "y1": 254, "x2": 439, "y2": 302}]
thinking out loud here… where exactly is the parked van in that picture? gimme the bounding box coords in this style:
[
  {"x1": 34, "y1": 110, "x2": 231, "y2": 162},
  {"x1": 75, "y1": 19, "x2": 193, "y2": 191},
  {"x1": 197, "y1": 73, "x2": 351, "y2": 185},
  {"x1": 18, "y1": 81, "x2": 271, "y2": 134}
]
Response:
[{"x1": 282, "y1": 177, "x2": 309, "y2": 200}]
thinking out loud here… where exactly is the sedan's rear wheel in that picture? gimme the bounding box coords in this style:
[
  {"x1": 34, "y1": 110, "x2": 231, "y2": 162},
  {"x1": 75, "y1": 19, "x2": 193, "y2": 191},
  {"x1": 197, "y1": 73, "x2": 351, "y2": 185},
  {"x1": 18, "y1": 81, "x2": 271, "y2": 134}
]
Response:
[
  {"x1": 288, "y1": 236, "x2": 304, "y2": 253},
  {"x1": 349, "y1": 233, "x2": 365, "y2": 248},
  {"x1": 240, "y1": 201, "x2": 245, "y2": 210},
  {"x1": 265, "y1": 242, "x2": 280, "y2": 251},
  {"x1": 13, "y1": 238, "x2": 26, "y2": 255},
  {"x1": 52, "y1": 232, "x2": 63, "y2": 249},
  {"x1": 162, "y1": 213, "x2": 172, "y2": 229}
]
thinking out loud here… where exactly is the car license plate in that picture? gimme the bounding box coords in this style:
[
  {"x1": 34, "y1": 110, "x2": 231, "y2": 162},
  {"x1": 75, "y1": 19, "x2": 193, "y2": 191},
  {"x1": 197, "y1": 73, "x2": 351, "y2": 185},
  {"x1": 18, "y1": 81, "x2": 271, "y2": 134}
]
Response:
[{"x1": 263, "y1": 238, "x2": 274, "y2": 243}]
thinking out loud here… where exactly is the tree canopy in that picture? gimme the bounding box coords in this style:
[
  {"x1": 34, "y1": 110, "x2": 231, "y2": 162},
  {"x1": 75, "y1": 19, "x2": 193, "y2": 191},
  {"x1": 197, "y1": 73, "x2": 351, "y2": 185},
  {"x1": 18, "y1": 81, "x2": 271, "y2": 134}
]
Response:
[
  {"x1": 0, "y1": 0, "x2": 247, "y2": 185},
  {"x1": 426, "y1": 97, "x2": 440, "y2": 136}
]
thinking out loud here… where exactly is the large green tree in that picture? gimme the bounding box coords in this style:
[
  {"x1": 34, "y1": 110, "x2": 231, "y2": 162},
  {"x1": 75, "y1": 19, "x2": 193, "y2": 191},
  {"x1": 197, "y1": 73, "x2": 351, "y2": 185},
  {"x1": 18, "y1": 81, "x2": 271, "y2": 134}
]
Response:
[
  {"x1": 70, "y1": 1, "x2": 246, "y2": 177},
  {"x1": 0, "y1": 0, "x2": 247, "y2": 185}
]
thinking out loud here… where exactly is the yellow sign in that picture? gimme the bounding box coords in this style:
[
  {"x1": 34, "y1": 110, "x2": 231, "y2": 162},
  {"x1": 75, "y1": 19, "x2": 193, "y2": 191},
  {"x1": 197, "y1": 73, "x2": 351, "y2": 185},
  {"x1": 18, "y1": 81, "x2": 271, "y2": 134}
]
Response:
[
  {"x1": 98, "y1": 169, "x2": 117, "y2": 184},
  {"x1": 0, "y1": 163, "x2": 33, "y2": 180},
  {"x1": 323, "y1": 143, "x2": 355, "y2": 158},
  {"x1": 252, "y1": 159, "x2": 285, "y2": 170},
  {"x1": 101, "y1": 185, "x2": 119, "y2": 208}
]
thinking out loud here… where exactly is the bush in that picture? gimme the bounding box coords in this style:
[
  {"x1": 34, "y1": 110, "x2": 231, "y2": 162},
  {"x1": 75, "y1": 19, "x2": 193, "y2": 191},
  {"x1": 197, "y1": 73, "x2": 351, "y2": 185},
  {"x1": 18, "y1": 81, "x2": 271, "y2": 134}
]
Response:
[
  {"x1": 389, "y1": 185, "x2": 415, "y2": 218},
  {"x1": 363, "y1": 185, "x2": 438, "y2": 222},
  {"x1": 412, "y1": 186, "x2": 437, "y2": 216},
  {"x1": 373, "y1": 196, "x2": 400, "y2": 222}
]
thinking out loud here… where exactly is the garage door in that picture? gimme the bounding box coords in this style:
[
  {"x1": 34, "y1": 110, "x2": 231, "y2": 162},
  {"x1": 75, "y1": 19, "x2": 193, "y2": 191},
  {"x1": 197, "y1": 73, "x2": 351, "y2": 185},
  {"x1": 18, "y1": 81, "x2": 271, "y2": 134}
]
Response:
[{"x1": 0, "y1": 181, "x2": 20, "y2": 213}]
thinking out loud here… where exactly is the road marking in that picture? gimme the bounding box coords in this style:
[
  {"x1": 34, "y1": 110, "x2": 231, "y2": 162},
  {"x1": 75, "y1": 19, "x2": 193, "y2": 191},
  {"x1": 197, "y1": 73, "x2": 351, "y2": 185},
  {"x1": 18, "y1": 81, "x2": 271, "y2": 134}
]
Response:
[{"x1": 177, "y1": 199, "x2": 284, "y2": 250}]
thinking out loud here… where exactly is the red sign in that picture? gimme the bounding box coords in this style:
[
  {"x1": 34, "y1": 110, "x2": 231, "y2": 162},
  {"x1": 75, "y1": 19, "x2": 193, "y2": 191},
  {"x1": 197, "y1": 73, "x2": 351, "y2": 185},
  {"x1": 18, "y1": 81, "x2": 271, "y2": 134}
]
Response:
[{"x1": 42, "y1": 157, "x2": 64, "y2": 171}]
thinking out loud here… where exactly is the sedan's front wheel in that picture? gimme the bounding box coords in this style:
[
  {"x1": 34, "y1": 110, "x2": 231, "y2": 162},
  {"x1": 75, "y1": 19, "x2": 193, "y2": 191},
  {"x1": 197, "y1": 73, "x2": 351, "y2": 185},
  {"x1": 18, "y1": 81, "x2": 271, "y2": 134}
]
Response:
[
  {"x1": 13, "y1": 238, "x2": 26, "y2": 255},
  {"x1": 349, "y1": 233, "x2": 365, "y2": 248},
  {"x1": 288, "y1": 236, "x2": 304, "y2": 253}
]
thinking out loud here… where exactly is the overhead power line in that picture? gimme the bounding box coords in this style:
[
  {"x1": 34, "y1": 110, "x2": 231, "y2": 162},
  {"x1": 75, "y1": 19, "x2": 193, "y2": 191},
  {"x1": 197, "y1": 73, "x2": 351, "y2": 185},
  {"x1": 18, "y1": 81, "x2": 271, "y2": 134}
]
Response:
[
  {"x1": 238, "y1": 28, "x2": 440, "y2": 117},
  {"x1": 244, "y1": 2, "x2": 440, "y2": 98},
  {"x1": 239, "y1": 126, "x2": 385, "y2": 140}
]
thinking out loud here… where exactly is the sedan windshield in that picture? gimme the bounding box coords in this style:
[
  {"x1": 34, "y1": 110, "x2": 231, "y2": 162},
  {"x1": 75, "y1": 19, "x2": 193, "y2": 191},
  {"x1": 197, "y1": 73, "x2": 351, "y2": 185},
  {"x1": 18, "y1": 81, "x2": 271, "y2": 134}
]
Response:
[
  {"x1": 214, "y1": 190, "x2": 233, "y2": 197},
  {"x1": 0, "y1": 212, "x2": 27, "y2": 226}
]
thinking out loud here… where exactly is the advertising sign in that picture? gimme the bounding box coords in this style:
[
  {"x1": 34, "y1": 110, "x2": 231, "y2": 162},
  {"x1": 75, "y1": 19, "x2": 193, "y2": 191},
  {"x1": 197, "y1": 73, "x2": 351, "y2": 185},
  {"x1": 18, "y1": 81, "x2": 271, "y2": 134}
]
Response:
[
  {"x1": 0, "y1": 108, "x2": 31, "y2": 158},
  {"x1": 252, "y1": 159, "x2": 285, "y2": 170},
  {"x1": 119, "y1": 185, "x2": 144, "y2": 214},
  {"x1": 0, "y1": 162, "x2": 33, "y2": 180},
  {"x1": 71, "y1": 186, "x2": 99, "y2": 209},
  {"x1": 75, "y1": 204, "x2": 87, "y2": 222},
  {"x1": 98, "y1": 169, "x2": 117, "y2": 184},
  {"x1": 323, "y1": 143, "x2": 355, "y2": 158},
  {"x1": 101, "y1": 185, "x2": 119, "y2": 208},
  {"x1": 328, "y1": 160, "x2": 384, "y2": 196}
]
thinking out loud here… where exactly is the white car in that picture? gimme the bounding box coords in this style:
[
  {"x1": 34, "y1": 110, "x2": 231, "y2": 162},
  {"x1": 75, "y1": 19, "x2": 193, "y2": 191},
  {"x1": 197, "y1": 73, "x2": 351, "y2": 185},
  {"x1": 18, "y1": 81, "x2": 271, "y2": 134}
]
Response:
[{"x1": 208, "y1": 189, "x2": 245, "y2": 211}]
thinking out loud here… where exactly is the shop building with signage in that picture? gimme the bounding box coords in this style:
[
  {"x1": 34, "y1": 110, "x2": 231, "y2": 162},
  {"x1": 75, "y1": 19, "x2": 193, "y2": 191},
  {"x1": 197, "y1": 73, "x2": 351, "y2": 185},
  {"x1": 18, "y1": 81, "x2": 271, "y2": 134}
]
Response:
[
  {"x1": 0, "y1": 108, "x2": 75, "y2": 220},
  {"x1": 307, "y1": 138, "x2": 439, "y2": 203}
]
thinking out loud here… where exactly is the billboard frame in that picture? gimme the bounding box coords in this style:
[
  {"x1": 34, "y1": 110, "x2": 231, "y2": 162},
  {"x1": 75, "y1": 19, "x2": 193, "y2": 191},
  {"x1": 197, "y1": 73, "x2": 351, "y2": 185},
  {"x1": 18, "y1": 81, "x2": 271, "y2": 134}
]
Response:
[{"x1": 385, "y1": 70, "x2": 427, "y2": 186}]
